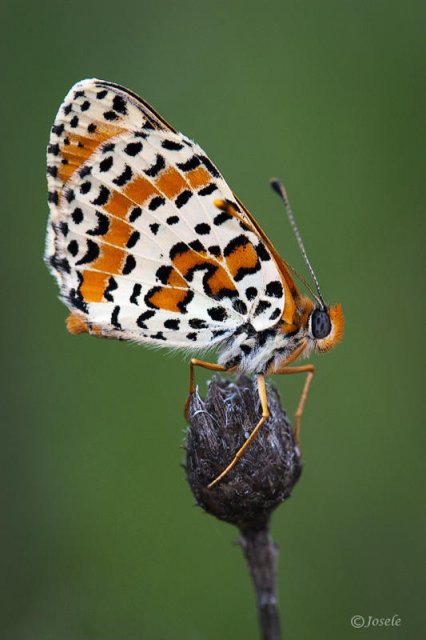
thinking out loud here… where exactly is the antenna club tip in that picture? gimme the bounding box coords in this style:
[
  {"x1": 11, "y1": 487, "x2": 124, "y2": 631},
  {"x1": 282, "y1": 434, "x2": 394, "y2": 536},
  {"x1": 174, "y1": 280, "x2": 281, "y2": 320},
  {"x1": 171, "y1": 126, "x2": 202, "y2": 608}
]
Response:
[
  {"x1": 270, "y1": 178, "x2": 282, "y2": 193},
  {"x1": 270, "y1": 178, "x2": 288, "y2": 202}
]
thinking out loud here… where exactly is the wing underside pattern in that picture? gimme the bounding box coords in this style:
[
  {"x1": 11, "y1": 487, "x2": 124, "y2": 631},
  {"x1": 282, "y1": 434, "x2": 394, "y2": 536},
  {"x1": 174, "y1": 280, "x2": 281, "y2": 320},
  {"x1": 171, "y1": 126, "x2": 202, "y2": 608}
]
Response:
[{"x1": 46, "y1": 79, "x2": 285, "y2": 348}]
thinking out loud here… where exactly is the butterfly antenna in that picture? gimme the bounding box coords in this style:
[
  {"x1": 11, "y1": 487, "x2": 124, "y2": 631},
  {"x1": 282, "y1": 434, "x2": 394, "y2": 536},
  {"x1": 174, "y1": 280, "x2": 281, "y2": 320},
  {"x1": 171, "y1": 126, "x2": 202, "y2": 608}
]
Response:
[{"x1": 270, "y1": 178, "x2": 326, "y2": 309}]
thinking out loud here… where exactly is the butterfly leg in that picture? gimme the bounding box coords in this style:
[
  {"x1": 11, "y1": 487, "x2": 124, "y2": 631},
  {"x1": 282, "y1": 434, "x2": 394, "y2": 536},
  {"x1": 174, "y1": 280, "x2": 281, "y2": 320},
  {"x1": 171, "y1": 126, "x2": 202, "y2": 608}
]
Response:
[
  {"x1": 208, "y1": 374, "x2": 270, "y2": 489},
  {"x1": 273, "y1": 365, "x2": 315, "y2": 444},
  {"x1": 185, "y1": 359, "x2": 227, "y2": 419}
]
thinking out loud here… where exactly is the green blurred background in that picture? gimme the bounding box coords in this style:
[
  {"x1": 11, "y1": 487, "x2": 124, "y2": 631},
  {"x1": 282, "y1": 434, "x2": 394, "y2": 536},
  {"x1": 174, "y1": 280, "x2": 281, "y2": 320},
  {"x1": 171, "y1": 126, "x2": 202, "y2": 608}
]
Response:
[{"x1": 2, "y1": 1, "x2": 425, "y2": 638}]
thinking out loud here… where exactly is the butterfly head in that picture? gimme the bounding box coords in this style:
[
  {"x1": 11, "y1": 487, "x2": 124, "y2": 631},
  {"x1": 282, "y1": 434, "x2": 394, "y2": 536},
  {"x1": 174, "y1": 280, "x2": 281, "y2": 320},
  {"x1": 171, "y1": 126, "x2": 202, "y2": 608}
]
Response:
[{"x1": 308, "y1": 303, "x2": 344, "y2": 352}]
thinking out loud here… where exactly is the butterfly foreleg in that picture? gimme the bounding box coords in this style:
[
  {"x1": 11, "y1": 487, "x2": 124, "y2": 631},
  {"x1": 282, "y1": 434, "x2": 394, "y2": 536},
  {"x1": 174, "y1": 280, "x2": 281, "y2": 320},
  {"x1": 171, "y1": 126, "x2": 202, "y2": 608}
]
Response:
[
  {"x1": 208, "y1": 374, "x2": 270, "y2": 489},
  {"x1": 273, "y1": 365, "x2": 315, "y2": 444}
]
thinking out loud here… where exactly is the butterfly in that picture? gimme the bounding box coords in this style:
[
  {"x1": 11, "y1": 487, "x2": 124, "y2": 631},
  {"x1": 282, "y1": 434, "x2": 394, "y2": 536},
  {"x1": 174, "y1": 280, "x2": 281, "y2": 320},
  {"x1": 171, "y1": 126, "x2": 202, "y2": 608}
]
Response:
[{"x1": 45, "y1": 79, "x2": 344, "y2": 487}]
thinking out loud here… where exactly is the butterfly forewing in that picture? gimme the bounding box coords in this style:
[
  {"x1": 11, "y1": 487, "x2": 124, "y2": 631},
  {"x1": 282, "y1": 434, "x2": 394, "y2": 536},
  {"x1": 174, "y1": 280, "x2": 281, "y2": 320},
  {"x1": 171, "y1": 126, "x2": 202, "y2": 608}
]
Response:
[{"x1": 46, "y1": 79, "x2": 286, "y2": 348}]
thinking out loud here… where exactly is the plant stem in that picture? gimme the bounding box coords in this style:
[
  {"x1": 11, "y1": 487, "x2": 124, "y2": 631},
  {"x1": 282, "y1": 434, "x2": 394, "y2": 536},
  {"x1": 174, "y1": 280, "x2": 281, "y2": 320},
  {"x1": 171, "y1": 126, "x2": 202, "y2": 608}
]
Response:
[{"x1": 239, "y1": 527, "x2": 281, "y2": 640}]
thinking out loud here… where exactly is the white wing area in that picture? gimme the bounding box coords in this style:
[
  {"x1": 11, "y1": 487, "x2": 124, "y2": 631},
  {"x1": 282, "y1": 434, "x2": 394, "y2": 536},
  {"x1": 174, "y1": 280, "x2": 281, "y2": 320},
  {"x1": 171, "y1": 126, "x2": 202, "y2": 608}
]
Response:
[{"x1": 46, "y1": 79, "x2": 285, "y2": 348}]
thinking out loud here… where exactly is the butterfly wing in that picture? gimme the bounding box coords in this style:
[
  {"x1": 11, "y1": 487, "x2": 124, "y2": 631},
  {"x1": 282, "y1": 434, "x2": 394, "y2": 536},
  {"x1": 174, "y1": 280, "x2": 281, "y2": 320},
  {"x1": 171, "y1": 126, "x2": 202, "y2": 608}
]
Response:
[{"x1": 46, "y1": 79, "x2": 287, "y2": 348}]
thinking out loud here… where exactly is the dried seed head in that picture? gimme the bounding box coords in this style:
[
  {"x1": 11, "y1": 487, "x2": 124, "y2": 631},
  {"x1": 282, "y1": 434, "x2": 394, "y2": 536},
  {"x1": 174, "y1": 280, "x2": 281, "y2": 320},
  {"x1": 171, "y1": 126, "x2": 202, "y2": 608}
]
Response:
[{"x1": 185, "y1": 376, "x2": 302, "y2": 531}]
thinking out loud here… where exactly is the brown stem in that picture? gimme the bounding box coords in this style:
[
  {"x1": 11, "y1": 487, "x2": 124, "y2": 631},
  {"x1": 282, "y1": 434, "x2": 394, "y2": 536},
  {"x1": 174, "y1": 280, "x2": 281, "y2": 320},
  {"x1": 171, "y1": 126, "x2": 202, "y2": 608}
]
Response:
[{"x1": 239, "y1": 527, "x2": 281, "y2": 640}]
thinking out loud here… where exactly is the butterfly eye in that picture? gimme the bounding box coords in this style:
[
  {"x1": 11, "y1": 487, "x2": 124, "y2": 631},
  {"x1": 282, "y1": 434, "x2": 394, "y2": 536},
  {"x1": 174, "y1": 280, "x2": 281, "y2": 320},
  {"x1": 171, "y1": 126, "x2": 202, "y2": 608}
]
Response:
[{"x1": 311, "y1": 308, "x2": 331, "y2": 339}]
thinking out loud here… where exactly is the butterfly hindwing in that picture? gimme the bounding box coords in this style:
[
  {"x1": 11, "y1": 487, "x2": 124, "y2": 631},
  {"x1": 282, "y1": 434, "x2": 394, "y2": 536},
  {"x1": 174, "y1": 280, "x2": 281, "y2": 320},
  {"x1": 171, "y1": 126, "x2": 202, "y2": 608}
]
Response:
[{"x1": 46, "y1": 79, "x2": 286, "y2": 348}]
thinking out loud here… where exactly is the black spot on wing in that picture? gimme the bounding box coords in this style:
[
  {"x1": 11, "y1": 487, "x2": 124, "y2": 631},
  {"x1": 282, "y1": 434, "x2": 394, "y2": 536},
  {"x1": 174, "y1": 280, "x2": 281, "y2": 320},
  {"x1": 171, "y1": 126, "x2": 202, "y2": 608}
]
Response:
[
  {"x1": 189, "y1": 239, "x2": 204, "y2": 252},
  {"x1": 48, "y1": 191, "x2": 59, "y2": 205},
  {"x1": 129, "y1": 207, "x2": 142, "y2": 222},
  {"x1": 122, "y1": 255, "x2": 136, "y2": 275},
  {"x1": 156, "y1": 265, "x2": 173, "y2": 284},
  {"x1": 189, "y1": 318, "x2": 207, "y2": 329},
  {"x1": 144, "y1": 154, "x2": 165, "y2": 177},
  {"x1": 269, "y1": 308, "x2": 281, "y2": 321},
  {"x1": 198, "y1": 183, "x2": 217, "y2": 196},
  {"x1": 265, "y1": 281, "x2": 284, "y2": 298},
  {"x1": 104, "y1": 110, "x2": 118, "y2": 121},
  {"x1": 113, "y1": 164, "x2": 133, "y2": 186},
  {"x1": 175, "y1": 190, "x2": 192, "y2": 209},
  {"x1": 164, "y1": 318, "x2": 180, "y2": 330},
  {"x1": 112, "y1": 94, "x2": 127, "y2": 115},
  {"x1": 137, "y1": 309, "x2": 155, "y2": 328},
  {"x1": 162, "y1": 139, "x2": 184, "y2": 151},
  {"x1": 170, "y1": 242, "x2": 187, "y2": 261},
  {"x1": 199, "y1": 154, "x2": 220, "y2": 178},
  {"x1": 208, "y1": 245, "x2": 221, "y2": 257},
  {"x1": 194, "y1": 223, "x2": 211, "y2": 235},
  {"x1": 177, "y1": 156, "x2": 200, "y2": 171},
  {"x1": 51, "y1": 123, "x2": 64, "y2": 136},
  {"x1": 79, "y1": 165, "x2": 92, "y2": 178},
  {"x1": 149, "y1": 196, "x2": 166, "y2": 211},
  {"x1": 256, "y1": 242, "x2": 271, "y2": 261},
  {"x1": 125, "y1": 141, "x2": 143, "y2": 156},
  {"x1": 254, "y1": 300, "x2": 271, "y2": 316},
  {"x1": 59, "y1": 222, "x2": 69, "y2": 236},
  {"x1": 111, "y1": 306, "x2": 122, "y2": 329},
  {"x1": 67, "y1": 240, "x2": 78, "y2": 256},
  {"x1": 99, "y1": 156, "x2": 113, "y2": 172},
  {"x1": 126, "y1": 231, "x2": 140, "y2": 248},
  {"x1": 214, "y1": 211, "x2": 232, "y2": 226},
  {"x1": 64, "y1": 188, "x2": 75, "y2": 203},
  {"x1": 246, "y1": 287, "x2": 257, "y2": 300},
  {"x1": 87, "y1": 211, "x2": 109, "y2": 236},
  {"x1": 150, "y1": 332, "x2": 166, "y2": 341},
  {"x1": 232, "y1": 300, "x2": 247, "y2": 315},
  {"x1": 48, "y1": 143, "x2": 60, "y2": 156},
  {"x1": 80, "y1": 181, "x2": 91, "y2": 194},
  {"x1": 104, "y1": 277, "x2": 118, "y2": 302},
  {"x1": 92, "y1": 186, "x2": 110, "y2": 206},
  {"x1": 130, "y1": 283, "x2": 142, "y2": 305},
  {"x1": 71, "y1": 208, "x2": 84, "y2": 224},
  {"x1": 76, "y1": 240, "x2": 100, "y2": 265},
  {"x1": 207, "y1": 307, "x2": 228, "y2": 322}
]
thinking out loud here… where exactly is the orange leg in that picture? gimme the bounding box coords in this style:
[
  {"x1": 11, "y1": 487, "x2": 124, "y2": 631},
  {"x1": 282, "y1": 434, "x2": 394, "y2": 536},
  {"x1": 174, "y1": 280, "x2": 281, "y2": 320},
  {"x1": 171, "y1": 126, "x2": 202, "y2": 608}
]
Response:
[
  {"x1": 208, "y1": 374, "x2": 270, "y2": 488},
  {"x1": 273, "y1": 365, "x2": 315, "y2": 444},
  {"x1": 185, "y1": 358, "x2": 227, "y2": 419}
]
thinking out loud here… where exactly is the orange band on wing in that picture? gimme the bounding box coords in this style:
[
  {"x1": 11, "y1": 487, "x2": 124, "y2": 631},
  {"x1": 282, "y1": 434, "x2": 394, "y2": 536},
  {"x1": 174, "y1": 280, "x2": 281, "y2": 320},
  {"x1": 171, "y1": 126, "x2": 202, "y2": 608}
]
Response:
[
  {"x1": 124, "y1": 176, "x2": 160, "y2": 206},
  {"x1": 79, "y1": 270, "x2": 110, "y2": 303},
  {"x1": 155, "y1": 167, "x2": 187, "y2": 199},
  {"x1": 102, "y1": 217, "x2": 133, "y2": 247},
  {"x1": 205, "y1": 265, "x2": 235, "y2": 296},
  {"x1": 225, "y1": 242, "x2": 259, "y2": 279},
  {"x1": 147, "y1": 287, "x2": 189, "y2": 312},
  {"x1": 104, "y1": 190, "x2": 134, "y2": 219},
  {"x1": 90, "y1": 244, "x2": 125, "y2": 274},
  {"x1": 186, "y1": 166, "x2": 211, "y2": 189}
]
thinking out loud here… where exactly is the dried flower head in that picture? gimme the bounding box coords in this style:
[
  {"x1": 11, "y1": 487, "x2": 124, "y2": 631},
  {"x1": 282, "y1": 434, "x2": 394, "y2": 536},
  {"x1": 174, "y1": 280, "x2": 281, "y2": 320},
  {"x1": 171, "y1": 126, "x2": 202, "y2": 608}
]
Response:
[{"x1": 185, "y1": 376, "x2": 302, "y2": 531}]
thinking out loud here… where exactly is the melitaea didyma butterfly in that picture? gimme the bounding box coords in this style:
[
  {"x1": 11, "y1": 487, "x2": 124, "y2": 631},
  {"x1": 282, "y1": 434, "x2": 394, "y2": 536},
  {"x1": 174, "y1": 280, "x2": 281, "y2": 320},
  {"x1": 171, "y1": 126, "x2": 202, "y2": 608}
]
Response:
[{"x1": 45, "y1": 79, "x2": 344, "y2": 487}]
